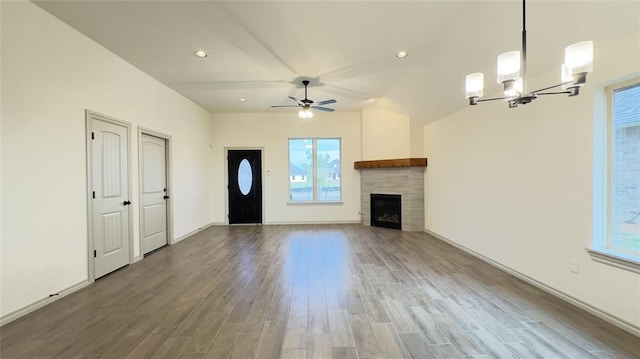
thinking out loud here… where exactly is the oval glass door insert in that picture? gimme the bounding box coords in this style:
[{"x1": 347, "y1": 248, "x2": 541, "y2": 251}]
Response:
[{"x1": 238, "y1": 159, "x2": 253, "y2": 195}]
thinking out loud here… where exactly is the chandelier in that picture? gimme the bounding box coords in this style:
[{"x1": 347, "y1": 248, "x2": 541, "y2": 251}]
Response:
[{"x1": 465, "y1": 0, "x2": 593, "y2": 108}]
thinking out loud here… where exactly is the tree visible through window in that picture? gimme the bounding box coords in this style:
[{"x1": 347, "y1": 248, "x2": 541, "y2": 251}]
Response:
[
  {"x1": 289, "y1": 138, "x2": 341, "y2": 202},
  {"x1": 610, "y1": 82, "x2": 640, "y2": 258}
]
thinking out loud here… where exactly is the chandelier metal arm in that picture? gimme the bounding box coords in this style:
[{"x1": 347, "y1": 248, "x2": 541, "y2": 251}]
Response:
[
  {"x1": 468, "y1": 95, "x2": 510, "y2": 105},
  {"x1": 535, "y1": 91, "x2": 572, "y2": 96},
  {"x1": 530, "y1": 82, "x2": 570, "y2": 94},
  {"x1": 477, "y1": 96, "x2": 510, "y2": 103}
]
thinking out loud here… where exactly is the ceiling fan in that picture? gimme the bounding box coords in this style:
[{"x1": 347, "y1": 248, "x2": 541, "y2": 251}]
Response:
[{"x1": 271, "y1": 80, "x2": 337, "y2": 119}]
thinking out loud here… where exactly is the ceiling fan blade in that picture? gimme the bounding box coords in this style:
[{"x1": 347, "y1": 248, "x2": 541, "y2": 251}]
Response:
[
  {"x1": 313, "y1": 106, "x2": 335, "y2": 112},
  {"x1": 288, "y1": 96, "x2": 303, "y2": 105},
  {"x1": 271, "y1": 105, "x2": 300, "y2": 108},
  {"x1": 315, "y1": 99, "x2": 337, "y2": 106}
]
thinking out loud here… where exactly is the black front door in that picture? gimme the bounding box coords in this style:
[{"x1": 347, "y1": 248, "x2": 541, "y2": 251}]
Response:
[{"x1": 228, "y1": 150, "x2": 262, "y2": 224}]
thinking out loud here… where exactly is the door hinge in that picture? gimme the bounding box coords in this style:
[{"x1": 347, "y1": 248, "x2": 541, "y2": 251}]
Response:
[
  {"x1": 93, "y1": 250, "x2": 97, "y2": 258},
  {"x1": 92, "y1": 191, "x2": 95, "y2": 199},
  {"x1": 91, "y1": 132, "x2": 95, "y2": 140}
]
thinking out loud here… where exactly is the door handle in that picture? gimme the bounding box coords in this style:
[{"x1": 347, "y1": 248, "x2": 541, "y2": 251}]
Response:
[
  {"x1": 123, "y1": 200, "x2": 131, "y2": 206},
  {"x1": 163, "y1": 195, "x2": 170, "y2": 200}
]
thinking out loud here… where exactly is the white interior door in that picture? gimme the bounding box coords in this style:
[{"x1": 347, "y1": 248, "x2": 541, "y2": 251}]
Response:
[
  {"x1": 141, "y1": 134, "x2": 168, "y2": 254},
  {"x1": 91, "y1": 118, "x2": 131, "y2": 278}
]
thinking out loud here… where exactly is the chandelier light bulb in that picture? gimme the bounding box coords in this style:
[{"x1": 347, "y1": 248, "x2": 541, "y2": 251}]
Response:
[
  {"x1": 504, "y1": 78, "x2": 523, "y2": 98},
  {"x1": 465, "y1": 72, "x2": 484, "y2": 99},
  {"x1": 561, "y1": 64, "x2": 573, "y2": 84},
  {"x1": 565, "y1": 41, "x2": 593, "y2": 76},
  {"x1": 497, "y1": 51, "x2": 521, "y2": 84}
]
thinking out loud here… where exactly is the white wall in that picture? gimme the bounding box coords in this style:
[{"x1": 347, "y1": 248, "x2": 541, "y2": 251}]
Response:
[
  {"x1": 1, "y1": 1, "x2": 214, "y2": 318},
  {"x1": 410, "y1": 118, "x2": 426, "y2": 158},
  {"x1": 424, "y1": 33, "x2": 640, "y2": 330},
  {"x1": 362, "y1": 107, "x2": 410, "y2": 160},
  {"x1": 211, "y1": 112, "x2": 361, "y2": 224}
]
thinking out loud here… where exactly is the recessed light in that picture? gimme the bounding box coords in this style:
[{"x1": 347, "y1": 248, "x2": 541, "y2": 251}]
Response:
[
  {"x1": 367, "y1": 98, "x2": 376, "y2": 102},
  {"x1": 193, "y1": 50, "x2": 208, "y2": 58},
  {"x1": 240, "y1": 98, "x2": 247, "y2": 102},
  {"x1": 396, "y1": 51, "x2": 408, "y2": 59}
]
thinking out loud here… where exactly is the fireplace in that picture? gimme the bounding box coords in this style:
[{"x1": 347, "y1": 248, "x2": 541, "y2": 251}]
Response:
[
  {"x1": 371, "y1": 194, "x2": 402, "y2": 230},
  {"x1": 356, "y1": 158, "x2": 426, "y2": 231}
]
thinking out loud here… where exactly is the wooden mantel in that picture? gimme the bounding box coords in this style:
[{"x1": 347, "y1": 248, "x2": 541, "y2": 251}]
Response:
[{"x1": 354, "y1": 157, "x2": 428, "y2": 169}]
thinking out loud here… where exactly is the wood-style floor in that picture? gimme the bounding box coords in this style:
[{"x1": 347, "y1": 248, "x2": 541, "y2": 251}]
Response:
[{"x1": 1, "y1": 224, "x2": 638, "y2": 358}]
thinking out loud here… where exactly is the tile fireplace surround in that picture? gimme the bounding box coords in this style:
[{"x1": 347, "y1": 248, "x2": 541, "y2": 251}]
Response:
[{"x1": 355, "y1": 158, "x2": 427, "y2": 231}]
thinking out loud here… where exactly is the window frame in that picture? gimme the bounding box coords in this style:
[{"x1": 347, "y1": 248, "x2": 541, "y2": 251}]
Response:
[
  {"x1": 589, "y1": 77, "x2": 640, "y2": 273},
  {"x1": 288, "y1": 137, "x2": 342, "y2": 204}
]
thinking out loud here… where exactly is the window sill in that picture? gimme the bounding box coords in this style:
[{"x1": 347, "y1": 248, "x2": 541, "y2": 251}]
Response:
[
  {"x1": 287, "y1": 201, "x2": 343, "y2": 205},
  {"x1": 586, "y1": 248, "x2": 640, "y2": 274}
]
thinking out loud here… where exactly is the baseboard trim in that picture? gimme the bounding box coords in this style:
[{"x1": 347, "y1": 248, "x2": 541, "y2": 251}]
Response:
[
  {"x1": 263, "y1": 220, "x2": 361, "y2": 225},
  {"x1": 423, "y1": 228, "x2": 640, "y2": 337},
  {"x1": 1, "y1": 280, "x2": 91, "y2": 327},
  {"x1": 171, "y1": 222, "x2": 223, "y2": 244},
  {"x1": 1, "y1": 221, "x2": 224, "y2": 326}
]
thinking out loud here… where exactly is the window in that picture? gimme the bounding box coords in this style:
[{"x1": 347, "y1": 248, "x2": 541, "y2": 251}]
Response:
[
  {"x1": 289, "y1": 138, "x2": 341, "y2": 202},
  {"x1": 591, "y1": 79, "x2": 640, "y2": 271},
  {"x1": 610, "y1": 82, "x2": 640, "y2": 258}
]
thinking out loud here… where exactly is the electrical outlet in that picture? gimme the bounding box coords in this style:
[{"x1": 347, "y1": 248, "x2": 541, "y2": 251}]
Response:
[{"x1": 569, "y1": 259, "x2": 579, "y2": 273}]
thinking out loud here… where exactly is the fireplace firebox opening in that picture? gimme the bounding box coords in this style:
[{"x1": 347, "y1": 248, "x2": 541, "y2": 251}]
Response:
[{"x1": 370, "y1": 194, "x2": 401, "y2": 230}]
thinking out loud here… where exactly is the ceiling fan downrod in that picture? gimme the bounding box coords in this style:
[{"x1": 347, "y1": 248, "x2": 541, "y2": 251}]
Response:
[{"x1": 303, "y1": 80, "x2": 310, "y2": 101}]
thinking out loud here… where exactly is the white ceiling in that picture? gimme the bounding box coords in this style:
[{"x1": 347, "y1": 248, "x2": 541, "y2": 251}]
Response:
[{"x1": 34, "y1": 1, "x2": 639, "y2": 124}]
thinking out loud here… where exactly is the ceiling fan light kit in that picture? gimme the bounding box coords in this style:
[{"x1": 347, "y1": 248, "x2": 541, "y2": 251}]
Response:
[
  {"x1": 298, "y1": 109, "x2": 314, "y2": 119},
  {"x1": 271, "y1": 80, "x2": 337, "y2": 119},
  {"x1": 465, "y1": 0, "x2": 593, "y2": 108}
]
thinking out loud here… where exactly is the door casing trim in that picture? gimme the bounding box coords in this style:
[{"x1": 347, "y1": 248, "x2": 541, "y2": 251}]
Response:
[{"x1": 85, "y1": 110, "x2": 133, "y2": 282}]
